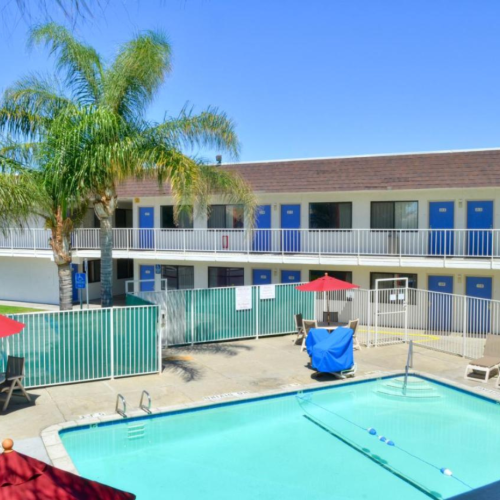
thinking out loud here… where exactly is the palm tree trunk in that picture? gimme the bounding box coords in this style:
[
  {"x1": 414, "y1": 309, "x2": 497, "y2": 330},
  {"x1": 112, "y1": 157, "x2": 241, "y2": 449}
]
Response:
[
  {"x1": 49, "y1": 206, "x2": 74, "y2": 311},
  {"x1": 58, "y1": 262, "x2": 73, "y2": 310},
  {"x1": 94, "y1": 187, "x2": 117, "y2": 308},
  {"x1": 100, "y1": 215, "x2": 113, "y2": 307}
]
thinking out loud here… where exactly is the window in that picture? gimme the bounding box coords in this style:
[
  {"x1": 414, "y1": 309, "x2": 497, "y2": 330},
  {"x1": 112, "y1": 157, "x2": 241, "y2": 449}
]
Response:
[
  {"x1": 309, "y1": 203, "x2": 352, "y2": 229},
  {"x1": 208, "y1": 205, "x2": 244, "y2": 229},
  {"x1": 371, "y1": 201, "x2": 418, "y2": 229},
  {"x1": 309, "y1": 270, "x2": 353, "y2": 283},
  {"x1": 117, "y1": 259, "x2": 134, "y2": 280},
  {"x1": 161, "y1": 265, "x2": 194, "y2": 290},
  {"x1": 208, "y1": 267, "x2": 244, "y2": 288},
  {"x1": 87, "y1": 260, "x2": 101, "y2": 283},
  {"x1": 370, "y1": 272, "x2": 417, "y2": 304},
  {"x1": 115, "y1": 209, "x2": 132, "y2": 228},
  {"x1": 161, "y1": 206, "x2": 193, "y2": 229}
]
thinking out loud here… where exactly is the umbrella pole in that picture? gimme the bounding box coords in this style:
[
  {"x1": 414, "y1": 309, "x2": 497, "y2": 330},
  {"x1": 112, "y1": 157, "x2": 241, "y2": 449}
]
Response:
[{"x1": 327, "y1": 292, "x2": 330, "y2": 325}]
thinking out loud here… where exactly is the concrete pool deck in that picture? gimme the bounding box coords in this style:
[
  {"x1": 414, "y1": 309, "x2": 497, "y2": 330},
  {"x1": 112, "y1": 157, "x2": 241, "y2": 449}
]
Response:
[{"x1": 2, "y1": 336, "x2": 500, "y2": 459}]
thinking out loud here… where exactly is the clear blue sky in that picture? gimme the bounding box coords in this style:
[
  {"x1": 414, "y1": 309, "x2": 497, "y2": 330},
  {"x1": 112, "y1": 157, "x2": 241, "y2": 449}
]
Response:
[{"x1": 1, "y1": 0, "x2": 500, "y2": 162}]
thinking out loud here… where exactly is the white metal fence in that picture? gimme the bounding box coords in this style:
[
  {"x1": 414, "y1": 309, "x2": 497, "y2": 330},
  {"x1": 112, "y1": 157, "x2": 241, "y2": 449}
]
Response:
[
  {"x1": 3, "y1": 227, "x2": 500, "y2": 259},
  {"x1": 319, "y1": 287, "x2": 500, "y2": 359}
]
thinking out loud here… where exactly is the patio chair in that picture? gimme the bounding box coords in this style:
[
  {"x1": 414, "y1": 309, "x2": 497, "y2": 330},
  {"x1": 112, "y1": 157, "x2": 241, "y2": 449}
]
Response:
[
  {"x1": 294, "y1": 314, "x2": 305, "y2": 344},
  {"x1": 301, "y1": 320, "x2": 318, "y2": 352},
  {"x1": 464, "y1": 335, "x2": 500, "y2": 383},
  {"x1": 348, "y1": 318, "x2": 360, "y2": 350},
  {"x1": 0, "y1": 356, "x2": 31, "y2": 412}
]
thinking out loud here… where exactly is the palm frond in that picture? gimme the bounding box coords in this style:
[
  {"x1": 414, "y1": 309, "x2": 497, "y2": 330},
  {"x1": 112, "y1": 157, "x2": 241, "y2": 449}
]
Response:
[
  {"x1": 103, "y1": 30, "x2": 171, "y2": 121},
  {"x1": 29, "y1": 23, "x2": 103, "y2": 104},
  {"x1": 149, "y1": 105, "x2": 240, "y2": 158}
]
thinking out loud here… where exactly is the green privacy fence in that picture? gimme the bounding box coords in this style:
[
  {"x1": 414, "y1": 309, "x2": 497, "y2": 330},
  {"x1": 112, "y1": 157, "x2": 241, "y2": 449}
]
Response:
[
  {"x1": 163, "y1": 283, "x2": 315, "y2": 346},
  {"x1": 0, "y1": 305, "x2": 159, "y2": 388}
]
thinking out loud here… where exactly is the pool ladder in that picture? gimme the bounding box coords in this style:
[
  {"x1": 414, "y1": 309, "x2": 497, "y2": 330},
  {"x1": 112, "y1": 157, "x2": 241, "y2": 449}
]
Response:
[
  {"x1": 115, "y1": 390, "x2": 152, "y2": 418},
  {"x1": 402, "y1": 340, "x2": 414, "y2": 396}
]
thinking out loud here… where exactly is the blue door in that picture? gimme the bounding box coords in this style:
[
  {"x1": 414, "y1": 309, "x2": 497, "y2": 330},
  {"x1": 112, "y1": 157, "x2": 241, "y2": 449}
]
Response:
[
  {"x1": 252, "y1": 269, "x2": 272, "y2": 285},
  {"x1": 467, "y1": 201, "x2": 493, "y2": 256},
  {"x1": 71, "y1": 264, "x2": 79, "y2": 302},
  {"x1": 140, "y1": 265, "x2": 155, "y2": 291},
  {"x1": 429, "y1": 202, "x2": 454, "y2": 256},
  {"x1": 466, "y1": 277, "x2": 492, "y2": 334},
  {"x1": 428, "y1": 276, "x2": 453, "y2": 331},
  {"x1": 139, "y1": 207, "x2": 155, "y2": 249},
  {"x1": 281, "y1": 204, "x2": 301, "y2": 252},
  {"x1": 253, "y1": 205, "x2": 271, "y2": 252},
  {"x1": 281, "y1": 270, "x2": 301, "y2": 283}
]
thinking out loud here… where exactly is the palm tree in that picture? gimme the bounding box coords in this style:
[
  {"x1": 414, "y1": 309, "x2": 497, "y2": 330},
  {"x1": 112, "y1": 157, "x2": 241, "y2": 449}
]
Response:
[
  {"x1": 0, "y1": 143, "x2": 88, "y2": 310},
  {"x1": 1, "y1": 23, "x2": 255, "y2": 307}
]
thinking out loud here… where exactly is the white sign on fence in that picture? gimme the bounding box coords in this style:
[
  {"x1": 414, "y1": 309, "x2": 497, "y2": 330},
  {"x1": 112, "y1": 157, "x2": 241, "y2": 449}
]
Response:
[
  {"x1": 236, "y1": 286, "x2": 252, "y2": 310},
  {"x1": 260, "y1": 285, "x2": 276, "y2": 300}
]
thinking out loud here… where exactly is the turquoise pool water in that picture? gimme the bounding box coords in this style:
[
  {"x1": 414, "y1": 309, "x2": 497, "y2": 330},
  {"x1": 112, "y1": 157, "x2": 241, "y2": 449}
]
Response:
[{"x1": 60, "y1": 376, "x2": 500, "y2": 499}]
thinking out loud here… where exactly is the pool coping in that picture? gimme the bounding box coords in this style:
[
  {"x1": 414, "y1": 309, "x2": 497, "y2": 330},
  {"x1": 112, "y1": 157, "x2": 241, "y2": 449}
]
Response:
[{"x1": 40, "y1": 369, "x2": 500, "y2": 475}]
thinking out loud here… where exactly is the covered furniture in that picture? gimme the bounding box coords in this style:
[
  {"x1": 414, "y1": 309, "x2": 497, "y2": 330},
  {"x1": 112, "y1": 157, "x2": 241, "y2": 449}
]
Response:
[
  {"x1": 465, "y1": 335, "x2": 500, "y2": 383},
  {"x1": 0, "y1": 356, "x2": 31, "y2": 412},
  {"x1": 301, "y1": 320, "x2": 318, "y2": 352},
  {"x1": 305, "y1": 328, "x2": 330, "y2": 357},
  {"x1": 310, "y1": 327, "x2": 356, "y2": 378}
]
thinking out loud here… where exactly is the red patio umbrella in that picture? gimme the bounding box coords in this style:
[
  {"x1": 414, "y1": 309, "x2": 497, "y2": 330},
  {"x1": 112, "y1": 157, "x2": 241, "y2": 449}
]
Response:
[
  {"x1": 296, "y1": 273, "x2": 359, "y2": 324},
  {"x1": 0, "y1": 439, "x2": 136, "y2": 500},
  {"x1": 0, "y1": 316, "x2": 25, "y2": 339}
]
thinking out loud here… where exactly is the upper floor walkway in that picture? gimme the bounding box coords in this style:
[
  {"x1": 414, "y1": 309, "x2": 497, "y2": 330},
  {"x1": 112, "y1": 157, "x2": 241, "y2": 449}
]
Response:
[{"x1": 2, "y1": 227, "x2": 500, "y2": 269}]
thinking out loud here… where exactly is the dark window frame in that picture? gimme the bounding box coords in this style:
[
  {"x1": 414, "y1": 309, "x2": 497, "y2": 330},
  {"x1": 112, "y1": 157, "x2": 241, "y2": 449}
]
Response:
[
  {"x1": 117, "y1": 259, "x2": 134, "y2": 280},
  {"x1": 308, "y1": 202, "x2": 353, "y2": 230},
  {"x1": 160, "y1": 205, "x2": 193, "y2": 229},
  {"x1": 309, "y1": 270, "x2": 353, "y2": 283},
  {"x1": 161, "y1": 265, "x2": 194, "y2": 290},
  {"x1": 208, "y1": 205, "x2": 244, "y2": 229},
  {"x1": 87, "y1": 260, "x2": 101, "y2": 283},
  {"x1": 370, "y1": 201, "x2": 419, "y2": 230},
  {"x1": 208, "y1": 266, "x2": 245, "y2": 288}
]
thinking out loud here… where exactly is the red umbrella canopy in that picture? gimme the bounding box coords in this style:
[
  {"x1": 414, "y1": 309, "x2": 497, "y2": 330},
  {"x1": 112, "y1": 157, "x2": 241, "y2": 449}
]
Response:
[
  {"x1": 0, "y1": 439, "x2": 136, "y2": 500},
  {"x1": 0, "y1": 316, "x2": 25, "y2": 339},
  {"x1": 296, "y1": 273, "x2": 359, "y2": 292}
]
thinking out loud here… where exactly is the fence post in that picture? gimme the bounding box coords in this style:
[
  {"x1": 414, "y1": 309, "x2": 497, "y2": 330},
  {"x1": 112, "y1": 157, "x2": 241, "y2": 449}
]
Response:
[
  {"x1": 191, "y1": 290, "x2": 195, "y2": 345},
  {"x1": 462, "y1": 295, "x2": 467, "y2": 358},
  {"x1": 255, "y1": 286, "x2": 259, "y2": 339},
  {"x1": 110, "y1": 308, "x2": 115, "y2": 379},
  {"x1": 157, "y1": 305, "x2": 163, "y2": 374}
]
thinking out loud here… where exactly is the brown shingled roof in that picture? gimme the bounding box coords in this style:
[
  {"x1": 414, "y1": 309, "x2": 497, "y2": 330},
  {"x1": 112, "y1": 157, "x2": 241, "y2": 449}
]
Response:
[{"x1": 116, "y1": 149, "x2": 500, "y2": 198}]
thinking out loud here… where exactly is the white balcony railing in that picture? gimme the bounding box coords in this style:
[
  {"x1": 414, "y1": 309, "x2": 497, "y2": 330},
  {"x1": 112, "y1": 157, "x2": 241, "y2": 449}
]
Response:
[{"x1": 2, "y1": 227, "x2": 500, "y2": 260}]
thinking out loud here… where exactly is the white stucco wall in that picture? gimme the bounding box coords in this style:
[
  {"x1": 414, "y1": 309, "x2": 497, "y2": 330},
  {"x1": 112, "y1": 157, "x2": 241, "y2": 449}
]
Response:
[{"x1": 0, "y1": 257, "x2": 59, "y2": 304}]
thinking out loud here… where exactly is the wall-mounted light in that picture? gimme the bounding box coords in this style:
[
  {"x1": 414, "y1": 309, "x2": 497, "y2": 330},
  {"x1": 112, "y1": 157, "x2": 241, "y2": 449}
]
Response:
[
  {"x1": 273, "y1": 203, "x2": 278, "y2": 211},
  {"x1": 273, "y1": 268, "x2": 278, "y2": 276},
  {"x1": 134, "y1": 197, "x2": 140, "y2": 204},
  {"x1": 457, "y1": 274, "x2": 463, "y2": 284},
  {"x1": 458, "y1": 199, "x2": 463, "y2": 208}
]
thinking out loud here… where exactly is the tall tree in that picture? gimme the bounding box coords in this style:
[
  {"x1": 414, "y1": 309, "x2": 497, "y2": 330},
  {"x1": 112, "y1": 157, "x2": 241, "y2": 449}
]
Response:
[
  {"x1": 1, "y1": 23, "x2": 255, "y2": 307},
  {"x1": 0, "y1": 143, "x2": 87, "y2": 310}
]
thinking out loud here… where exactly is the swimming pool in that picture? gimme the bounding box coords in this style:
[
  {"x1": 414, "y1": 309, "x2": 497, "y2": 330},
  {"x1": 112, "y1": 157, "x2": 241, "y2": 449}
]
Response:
[{"x1": 60, "y1": 376, "x2": 500, "y2": 499}]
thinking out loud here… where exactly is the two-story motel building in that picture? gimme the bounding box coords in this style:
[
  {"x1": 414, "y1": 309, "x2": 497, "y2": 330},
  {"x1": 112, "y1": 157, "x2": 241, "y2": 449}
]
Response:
[{"x1": 2, "y1": 148, "x2": 500, "y2": 305}]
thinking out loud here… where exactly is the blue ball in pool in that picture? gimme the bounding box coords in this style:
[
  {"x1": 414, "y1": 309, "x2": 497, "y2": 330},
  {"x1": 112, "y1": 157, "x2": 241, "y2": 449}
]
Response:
[
  {"x1": 367, "y1": 428, "x2": 377, "y2": 436},
  {"x1": 386, "y1": 440, "x2": 395, "y2": 446},
  {"x1": 378, "y1": 436, "x2": 387, "y2": 443}
]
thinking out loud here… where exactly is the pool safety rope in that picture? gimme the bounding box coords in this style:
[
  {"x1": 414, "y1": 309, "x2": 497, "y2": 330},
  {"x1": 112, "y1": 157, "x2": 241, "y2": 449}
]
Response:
[{"x1": 296, "y1": 392, "x2": 473, "y2": 494}]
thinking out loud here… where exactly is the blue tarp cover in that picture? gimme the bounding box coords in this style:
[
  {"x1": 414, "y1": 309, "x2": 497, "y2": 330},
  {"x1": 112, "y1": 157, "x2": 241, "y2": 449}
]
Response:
[
  {"x1": 305, "y1": 328, "x2": 330, "y2": 356},
  {"x1": 311, "y1": 326, "x2": 354, "y2": 373}
]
